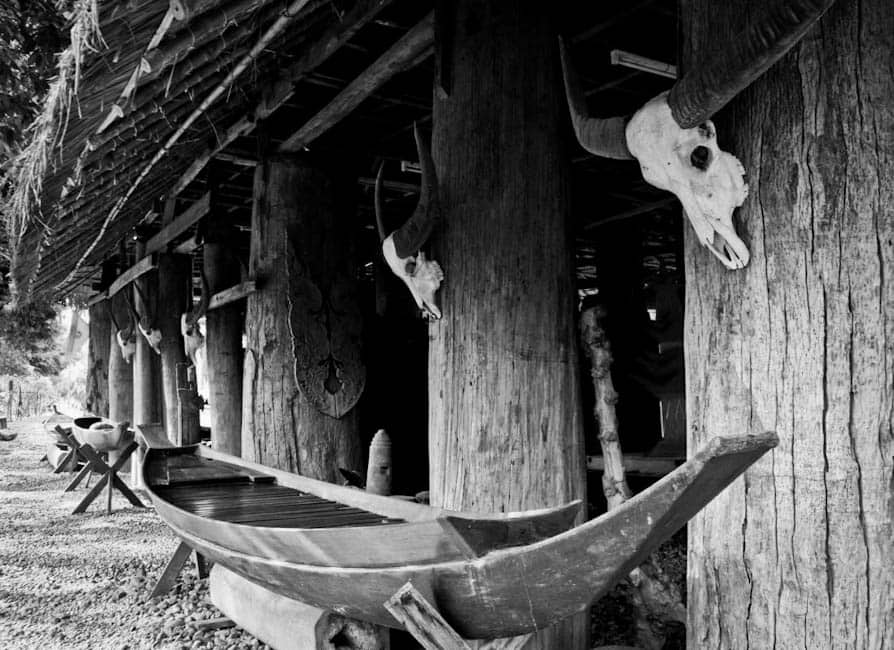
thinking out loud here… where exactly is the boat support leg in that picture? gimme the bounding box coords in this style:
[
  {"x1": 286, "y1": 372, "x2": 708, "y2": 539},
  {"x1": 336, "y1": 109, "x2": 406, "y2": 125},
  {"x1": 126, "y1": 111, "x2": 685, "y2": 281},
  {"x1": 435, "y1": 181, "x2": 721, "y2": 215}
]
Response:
[{"x1": 149, "y1": 541, "x2": 208, "y2": 599}]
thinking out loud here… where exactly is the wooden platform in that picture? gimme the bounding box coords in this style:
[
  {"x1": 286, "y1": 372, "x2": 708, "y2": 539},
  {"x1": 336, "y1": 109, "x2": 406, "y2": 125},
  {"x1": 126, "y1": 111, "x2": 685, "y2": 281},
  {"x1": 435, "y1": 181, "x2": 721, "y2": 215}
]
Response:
[{"x1": 157, "y1": 481, "x2": 401, "y2": 529}]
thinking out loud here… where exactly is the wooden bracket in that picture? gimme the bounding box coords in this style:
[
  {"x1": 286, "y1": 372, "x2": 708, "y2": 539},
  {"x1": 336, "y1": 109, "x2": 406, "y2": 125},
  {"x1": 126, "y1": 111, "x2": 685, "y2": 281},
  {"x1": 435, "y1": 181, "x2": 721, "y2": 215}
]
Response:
[{"x1": 384, "y1": 582, "x2": 532, "y2": 650}]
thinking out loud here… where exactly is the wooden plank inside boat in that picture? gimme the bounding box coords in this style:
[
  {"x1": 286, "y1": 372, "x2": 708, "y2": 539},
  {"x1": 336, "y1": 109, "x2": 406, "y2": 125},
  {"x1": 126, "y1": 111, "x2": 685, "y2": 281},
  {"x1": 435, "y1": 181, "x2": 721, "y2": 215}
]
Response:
[{"x1": 156, "y1": 480, "x2": 402, "y2": 530}]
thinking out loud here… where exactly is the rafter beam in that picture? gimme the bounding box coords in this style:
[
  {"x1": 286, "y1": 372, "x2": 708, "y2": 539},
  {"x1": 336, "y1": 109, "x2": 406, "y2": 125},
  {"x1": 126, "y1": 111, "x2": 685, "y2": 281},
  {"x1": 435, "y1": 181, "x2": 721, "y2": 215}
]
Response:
[
  {"x1": 171, "y1": 0, "x2": 395, "y2": 196},
  {"x1": 279, "y1": 12, "x2": 434, "y2": 153}
]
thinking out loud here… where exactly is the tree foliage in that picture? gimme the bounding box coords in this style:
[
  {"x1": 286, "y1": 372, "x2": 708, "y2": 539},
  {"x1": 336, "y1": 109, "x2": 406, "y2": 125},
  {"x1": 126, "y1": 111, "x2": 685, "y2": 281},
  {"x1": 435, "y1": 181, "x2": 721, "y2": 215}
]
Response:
[
  {"x1": 0, "y1": 1, "x2": 69, "y2": 376},
  {"x1": 0, "y1": 301, "x2": 62, "y2": 376},
  {"x1": 0, "y1": 0, "x2": 71, "y2": 161}
]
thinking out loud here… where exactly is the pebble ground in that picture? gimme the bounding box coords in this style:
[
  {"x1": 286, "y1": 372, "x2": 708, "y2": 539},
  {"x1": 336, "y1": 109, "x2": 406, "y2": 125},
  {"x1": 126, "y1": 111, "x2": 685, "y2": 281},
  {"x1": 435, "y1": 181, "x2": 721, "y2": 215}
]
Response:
[{"x1": 0, "y1": 417, "x2": 270, "y2": 650}]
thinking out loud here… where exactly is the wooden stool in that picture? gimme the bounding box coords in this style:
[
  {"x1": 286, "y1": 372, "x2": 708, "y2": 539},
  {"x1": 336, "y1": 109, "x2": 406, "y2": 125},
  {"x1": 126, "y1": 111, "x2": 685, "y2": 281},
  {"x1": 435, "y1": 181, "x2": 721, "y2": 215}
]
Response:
[{"x1": 69, "y1": 439, "x2": 145, "y2": 514}]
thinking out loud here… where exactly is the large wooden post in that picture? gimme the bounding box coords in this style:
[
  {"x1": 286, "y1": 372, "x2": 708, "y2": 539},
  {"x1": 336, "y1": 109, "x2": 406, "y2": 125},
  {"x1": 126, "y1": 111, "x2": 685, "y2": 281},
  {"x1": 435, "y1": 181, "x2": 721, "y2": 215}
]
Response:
[
  {"x1": 157, "y1": 252, "x2": 200, "y2": 445},
  {"x1": 204, "y1": 207, "x2": 243, "y2": 455},
  {"x1": 429, "y1": 3, "x2": 587, "y2": 648},
  {"x1": 86, "y1": 300, "x2": 111, "y2": 417},
  {"x1": 107, "y1": 294, "x2": 133, "y2": 426},
  {"x1": 682, "y1": 0, "x2": 894, "y2": 646},
  {"x1": 133, "y1": 241, "x2": 162, "y2": 429},
  {"x1": 242, "y1": 155, "x2": 363, "y2": 482}
]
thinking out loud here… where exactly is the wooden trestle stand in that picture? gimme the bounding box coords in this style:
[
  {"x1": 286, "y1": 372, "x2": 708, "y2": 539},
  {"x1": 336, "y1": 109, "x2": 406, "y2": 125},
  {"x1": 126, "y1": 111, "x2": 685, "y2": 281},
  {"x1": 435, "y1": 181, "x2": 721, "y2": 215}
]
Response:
[{"x1": 61, "y1": 424, "x2": 145, "y2": 514}]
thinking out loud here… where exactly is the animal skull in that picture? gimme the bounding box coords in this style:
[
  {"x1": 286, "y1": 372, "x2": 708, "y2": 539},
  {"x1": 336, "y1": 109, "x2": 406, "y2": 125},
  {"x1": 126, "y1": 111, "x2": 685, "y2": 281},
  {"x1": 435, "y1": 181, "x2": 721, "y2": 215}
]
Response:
[
  {"x1": 626, "y1": 91, "x2": 750, "y2": 269},
  {"x1": 116, "y1": 330, "x2": 136, "y2": 363},
  {"x1": 381, "y1": 239, "x2": 443, "y2": 320},
  {"x1": 180, "y1": 313, "x2": 205, "y2": 367},
  {"x1": 375, "y1": 122, "x2": 444, "y2": 319},
  {"x1": 139, "y1": 322, "x2": 163, "y2": 354}
]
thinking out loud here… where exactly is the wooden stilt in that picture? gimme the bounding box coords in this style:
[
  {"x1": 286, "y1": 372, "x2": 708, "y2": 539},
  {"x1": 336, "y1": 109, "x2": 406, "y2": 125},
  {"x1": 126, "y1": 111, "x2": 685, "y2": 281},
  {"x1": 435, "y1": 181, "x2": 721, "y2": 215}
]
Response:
[
  {"x1": 149, "y1": 541, "x2": 193, "y2": 599},
  {"x1": 71, "y1": 441, "x2": 144, "y2": 514},
  {"x1": 204, "y1": 169, "x2": 243, "y2": 456}
]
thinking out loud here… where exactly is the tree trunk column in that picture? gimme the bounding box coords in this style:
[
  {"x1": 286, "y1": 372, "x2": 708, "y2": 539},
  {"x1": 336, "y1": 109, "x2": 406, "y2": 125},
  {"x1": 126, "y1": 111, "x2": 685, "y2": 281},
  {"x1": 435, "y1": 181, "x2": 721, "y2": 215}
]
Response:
[
  {"x1": 86, "y1": 300, "x2": 111, "y2": 417},
  {"x1": 133, "y1": 242, "x2": 162, "y2": 429},
  {"x1": 430, "y1": 3, "x2": 587, "y2": 648},
  {"x1": 157, "y1": 252, "x2": 199, "y2": 445},
  {"x1": 204, "y1": 225, "x2": 243, "y2": 456},
  {"x1": 682, "y1": 0, "x2": 894, "y2": 646},
  {"x1": 242, "y1": 155, "x2": 363, "y2": 482},
  {"x1": 107, "y1": 295, "x2": 134, "y2": 425}
]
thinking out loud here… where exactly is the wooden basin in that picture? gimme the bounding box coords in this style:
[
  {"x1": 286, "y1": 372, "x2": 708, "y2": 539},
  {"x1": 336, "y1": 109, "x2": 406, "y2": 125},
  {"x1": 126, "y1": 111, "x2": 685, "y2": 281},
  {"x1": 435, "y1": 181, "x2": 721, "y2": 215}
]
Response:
[{"x1": 72, "y1": 417, "x2": 133, "y2": 453}]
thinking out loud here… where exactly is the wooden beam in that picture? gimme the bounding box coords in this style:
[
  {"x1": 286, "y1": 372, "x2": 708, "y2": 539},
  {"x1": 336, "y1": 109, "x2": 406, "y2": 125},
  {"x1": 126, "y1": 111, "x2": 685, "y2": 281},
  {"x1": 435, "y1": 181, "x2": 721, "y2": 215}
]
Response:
[
  {"x1": 145, "y1": 193, "x2": 211, "y2": 255},
  {"x1": 207, "y1": 280, "x2": 256, "y2": 310},
  {"x1": 583, "y1": 197, "x2": 677, "y2": 231},
  {"x1": 107, "y1": 254, "x2": 157, "y2": 299},
  {"x1": 587, "y1": 453, "x2": 681, "y2": 476},
  {"x1": 171, "y1": 0, "x2": 394, "y2": 196},
  {"x1": 279, "y1": 12, "x2": 434, "y2": 152}
]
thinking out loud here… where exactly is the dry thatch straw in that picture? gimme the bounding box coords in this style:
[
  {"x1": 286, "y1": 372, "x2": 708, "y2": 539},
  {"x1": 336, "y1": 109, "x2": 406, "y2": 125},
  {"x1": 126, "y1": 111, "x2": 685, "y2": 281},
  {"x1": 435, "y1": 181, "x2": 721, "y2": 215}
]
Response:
[{"x1": 2, "y1": 0, "x2": 106, "y2": 251}]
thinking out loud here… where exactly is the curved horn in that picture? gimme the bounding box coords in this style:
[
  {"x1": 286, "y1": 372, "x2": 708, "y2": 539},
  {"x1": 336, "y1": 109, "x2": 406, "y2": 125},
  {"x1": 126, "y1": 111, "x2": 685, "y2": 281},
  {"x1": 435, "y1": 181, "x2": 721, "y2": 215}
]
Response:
[
  {"x1": 374, "y1": 161, "x2": 387, "y2": 242},
  {"x1": 391, "y1": 122, "x2": 440, "y2": 259},
  {"x1": 185, "y1": 269, "x2": 209, "y2": 332},
  {"x1": 558, "y1": 37, "x2": 633, "y2": 160},
  {"x1": 668, "y1": 0, "x2": 836, "y2": 127}
]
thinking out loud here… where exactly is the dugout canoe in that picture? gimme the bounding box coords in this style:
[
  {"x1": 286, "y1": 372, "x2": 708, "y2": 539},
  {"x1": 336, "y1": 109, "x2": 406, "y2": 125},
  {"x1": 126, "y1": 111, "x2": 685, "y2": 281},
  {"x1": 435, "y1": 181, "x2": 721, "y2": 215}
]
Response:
[
  {"x1": 141, "y1": 431, "x2": 776, "y2": 639},
  {"x1": 72, "y1": 416, "x2": 134, "y2": 452}
]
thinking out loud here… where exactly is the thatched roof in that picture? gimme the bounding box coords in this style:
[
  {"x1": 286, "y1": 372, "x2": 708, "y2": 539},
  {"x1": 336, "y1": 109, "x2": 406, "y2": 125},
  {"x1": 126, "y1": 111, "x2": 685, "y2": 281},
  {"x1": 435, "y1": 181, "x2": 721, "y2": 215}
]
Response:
[
  {"x1": 4, "y1": 0, "x2": 682, "y2": 305},
  {"x1": 3, "y1": 0, "x2": 386, "y2": 303}
]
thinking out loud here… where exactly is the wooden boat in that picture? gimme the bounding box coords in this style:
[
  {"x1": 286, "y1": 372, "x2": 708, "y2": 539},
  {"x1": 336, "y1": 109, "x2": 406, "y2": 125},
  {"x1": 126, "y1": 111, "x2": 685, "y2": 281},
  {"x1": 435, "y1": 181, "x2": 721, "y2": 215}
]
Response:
[
  {"x1": 141, "y1": 431, "x2": 776, "y2": 639},
  {"x1": 72, "y1": 416, "x2": 133, "y2": 452}
]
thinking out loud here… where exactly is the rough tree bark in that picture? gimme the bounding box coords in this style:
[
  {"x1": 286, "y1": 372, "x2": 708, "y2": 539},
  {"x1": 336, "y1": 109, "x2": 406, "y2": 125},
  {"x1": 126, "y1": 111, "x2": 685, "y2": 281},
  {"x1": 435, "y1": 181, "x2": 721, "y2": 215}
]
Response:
[
  {"x1": 204, "y1": 219, "x2": 243, "y2": 456},
  {"x1": 133, "y1": 242, "x2": 162, "y2": 429},
  {"x1": 107, "y1": 294, "x2": 133, "y2": 426},
  {"x1": 682, "y1": 0, "x2": 894, "y2": 646},
  {"x1": 86, "y1": 300, "x2": 111, "y2": 417},
  {"x1": 429, "y1": 3, "x2": 587, "y2": 647},
  {"x1": 242, "y1": 155, "x2": 363, "y2": 483},
  {"x1": 157, "y1": 253, "x2": 199, "y2": 445}
]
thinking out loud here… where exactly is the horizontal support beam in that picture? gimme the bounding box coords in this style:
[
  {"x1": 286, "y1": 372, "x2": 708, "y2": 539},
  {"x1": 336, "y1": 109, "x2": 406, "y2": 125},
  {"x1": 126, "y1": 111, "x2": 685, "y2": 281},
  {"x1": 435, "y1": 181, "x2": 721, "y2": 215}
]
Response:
[
  {"x1": 279, "y1": 12, "x2": 434, "y2": 153},
  {"x1": 207, "y1": 280, "x2": 256, "y2": 310},
  {"x1": 586, "y1": 454, "x2": 681, "y2": 476},
  {"x1": 107, "y1": 254, "x2": 158, "y2": 299},
  {"x1": 146, "y1": 193, "x2": 211, "y2": 255}
]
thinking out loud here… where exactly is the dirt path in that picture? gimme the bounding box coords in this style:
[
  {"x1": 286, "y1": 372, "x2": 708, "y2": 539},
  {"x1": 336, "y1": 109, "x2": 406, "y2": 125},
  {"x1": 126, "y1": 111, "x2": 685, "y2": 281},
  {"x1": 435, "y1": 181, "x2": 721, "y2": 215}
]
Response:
[{"x1": 0, "y1": 418, "x2": 267, "y2": 649}]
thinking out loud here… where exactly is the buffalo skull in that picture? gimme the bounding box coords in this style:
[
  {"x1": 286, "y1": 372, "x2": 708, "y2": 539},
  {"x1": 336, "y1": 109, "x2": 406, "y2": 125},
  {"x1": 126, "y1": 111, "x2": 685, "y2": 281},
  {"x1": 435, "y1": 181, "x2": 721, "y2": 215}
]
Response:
[
  {"x1": 559, "y1": 0, "x2": 837, "y2": 270},
  {"x1": 375, "y1": 123, "x2": 443, "y2": 320},
  {"x1": 626, "y1": 92, "x2": 749, "y2": 269}
]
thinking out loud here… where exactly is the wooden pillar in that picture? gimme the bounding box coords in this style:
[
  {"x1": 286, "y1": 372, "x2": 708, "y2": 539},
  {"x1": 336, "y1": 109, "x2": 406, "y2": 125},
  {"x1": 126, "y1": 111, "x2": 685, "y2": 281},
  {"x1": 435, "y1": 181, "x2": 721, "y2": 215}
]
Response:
[
  {"x1": 242, "y1": 155, "x2": 363, "y2": 482},
  {"x1": 107, "y1": 294, "x2": 134, "y2": 426},
  {"x1": 133, "y1": 241, "x2": 162, "y2": 429},
  {"x1": 204, "y1": 217, "x2": 243, "y2": 455},
  {"x1": 682, "y1": 0, "x2": 894, "y2": 646},
  {"x1": 430, "y1": 3, "x2": 587, "y2": 648},
  {"x1": 157, "y1": 253, "x2": 200, "y2": 445},
  {"x1": 86, "y1": 300, "x2": 111, "y2": 417}
]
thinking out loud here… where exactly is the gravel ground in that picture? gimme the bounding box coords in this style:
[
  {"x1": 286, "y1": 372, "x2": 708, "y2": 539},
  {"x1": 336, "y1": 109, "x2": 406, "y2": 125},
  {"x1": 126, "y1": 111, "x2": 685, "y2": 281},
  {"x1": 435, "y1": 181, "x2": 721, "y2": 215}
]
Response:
[{"x1": 0, "y1": 417, "x2": 270, "y2": 650}]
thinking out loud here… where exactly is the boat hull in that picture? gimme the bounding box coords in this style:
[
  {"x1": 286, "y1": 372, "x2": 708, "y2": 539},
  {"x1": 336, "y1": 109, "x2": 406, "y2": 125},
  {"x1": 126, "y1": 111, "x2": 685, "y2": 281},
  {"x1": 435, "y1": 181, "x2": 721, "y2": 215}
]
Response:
[{"x1": 143, "y1": 433, "x2": 776, "y2": 638}]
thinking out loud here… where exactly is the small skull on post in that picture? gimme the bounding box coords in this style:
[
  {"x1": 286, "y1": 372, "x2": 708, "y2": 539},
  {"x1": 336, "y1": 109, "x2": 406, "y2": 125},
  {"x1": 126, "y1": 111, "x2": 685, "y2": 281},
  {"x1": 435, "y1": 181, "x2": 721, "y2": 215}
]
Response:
[
  {"x1": 375, "y1": 123, "x2": 444, "y2": 320},
  {"x1": 180, "y1": 270, "x2": 209, "y2": 368}
]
